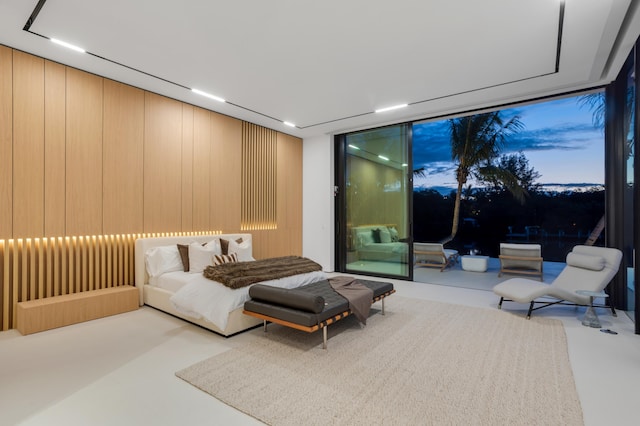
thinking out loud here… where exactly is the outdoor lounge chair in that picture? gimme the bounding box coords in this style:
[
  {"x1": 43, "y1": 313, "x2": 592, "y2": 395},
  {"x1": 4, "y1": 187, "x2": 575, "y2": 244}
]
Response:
[
  {"x1": 493, "y1": 245, "x2": 622, "y2": 319},
  {"x1": 414, "y1": 243, "x2": 458, "y2": 272},
  {"x1": 498, "y1": 243, "x2": 544, "y2": 281}
]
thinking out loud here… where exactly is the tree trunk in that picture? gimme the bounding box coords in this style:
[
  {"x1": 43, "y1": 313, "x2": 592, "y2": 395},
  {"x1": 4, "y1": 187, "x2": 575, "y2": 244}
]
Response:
[{"x1": 441, "y1": 180, "x2": 464, "y2": 245}]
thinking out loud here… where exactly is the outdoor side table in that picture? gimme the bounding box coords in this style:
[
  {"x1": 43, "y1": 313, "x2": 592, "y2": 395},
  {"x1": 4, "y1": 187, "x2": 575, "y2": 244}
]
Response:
[
  {"x1": 461, "y1": 255, "x2": 489, "y2": 272},
  {"x1": 576, "y1": 290, "x2": 608, "y2": 328}
]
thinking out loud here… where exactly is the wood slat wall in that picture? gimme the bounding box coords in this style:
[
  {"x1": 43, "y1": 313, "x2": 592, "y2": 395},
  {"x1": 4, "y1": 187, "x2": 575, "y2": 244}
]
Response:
[
  {"x1": 241, "y1": 123, "x2": 278, "y2": 230},
  {"x1": 0, "y1": 232, "x2": 217, "y2": 331},
  {"x1": 0, "y1": 46, "x2": 304, "y2": 331}
]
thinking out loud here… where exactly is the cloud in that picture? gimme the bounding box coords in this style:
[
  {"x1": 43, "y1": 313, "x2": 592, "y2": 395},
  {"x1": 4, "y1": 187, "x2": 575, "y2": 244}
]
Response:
[{"x1": 505, "y1": 122, "x2": 601, "y2": 153}]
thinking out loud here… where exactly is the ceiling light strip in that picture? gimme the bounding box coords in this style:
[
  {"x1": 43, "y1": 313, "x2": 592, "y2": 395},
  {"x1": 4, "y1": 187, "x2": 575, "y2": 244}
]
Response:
[
  {"x1": 51, "y1": 38, "x2": 85, "y2": 53},
  {"x1": 375, "y1": 104, "x2": 408, "y2": 113},
  {"x1": 192, "y1": 88, "x2": 225, "y2": 103}
]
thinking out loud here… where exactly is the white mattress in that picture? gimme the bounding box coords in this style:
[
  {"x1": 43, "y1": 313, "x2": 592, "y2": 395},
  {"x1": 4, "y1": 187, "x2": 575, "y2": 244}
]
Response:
[{"x1": 150, "y1": 270, "x2": 327, "y2": 330}]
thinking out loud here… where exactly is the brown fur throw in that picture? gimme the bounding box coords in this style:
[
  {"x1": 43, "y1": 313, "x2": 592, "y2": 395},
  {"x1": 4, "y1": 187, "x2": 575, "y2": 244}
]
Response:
[{"x1": 203, "y1": 256, "x2": 322, "y2": 289}]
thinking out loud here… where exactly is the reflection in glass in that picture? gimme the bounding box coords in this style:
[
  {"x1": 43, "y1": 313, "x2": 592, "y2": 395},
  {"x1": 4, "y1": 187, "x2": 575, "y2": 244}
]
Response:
[{"x1": 344, "y1": 125, "x2": 410, "y2": 278}]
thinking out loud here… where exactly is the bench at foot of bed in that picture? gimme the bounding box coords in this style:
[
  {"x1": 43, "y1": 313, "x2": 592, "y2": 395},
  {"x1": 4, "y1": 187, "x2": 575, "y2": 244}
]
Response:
[{"x1": 243, "y1": 279, "x2": 395, "y2": 349}]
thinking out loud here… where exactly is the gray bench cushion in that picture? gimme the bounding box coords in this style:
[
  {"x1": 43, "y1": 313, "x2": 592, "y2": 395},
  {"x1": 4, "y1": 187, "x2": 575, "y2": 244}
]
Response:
[
  {"x1": 249, "y1": 285, "x2": 325, "y2": 313},
  {"x1": 244, "y1": 279, "x2": 393, "y2": 327}
]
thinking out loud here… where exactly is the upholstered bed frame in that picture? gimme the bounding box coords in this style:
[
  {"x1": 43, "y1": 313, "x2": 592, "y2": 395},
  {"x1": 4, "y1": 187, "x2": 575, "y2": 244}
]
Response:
[{"x1": 134, "y1": 234, "x2": 262, "y2": 337}]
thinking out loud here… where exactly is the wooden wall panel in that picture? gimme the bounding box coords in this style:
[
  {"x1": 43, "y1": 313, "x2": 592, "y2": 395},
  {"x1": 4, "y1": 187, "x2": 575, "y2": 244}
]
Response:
[
  {"x1": 0, "y1": 46, "x2": 12, "y2": 238},
  {"x1": 211, "y1": 113, "x2": 242, "y2": 232},
  {"x1": 102, "y1": 80, "x2": 144, "y2": 234},
  {"x1": 143, "y1": 93, "x2": 183, "y2": 232},
  {"x1": 181, "y1": 104, "x2": 194, "y2": 231},
  {"x1": 278, "y1": 132, "x2": 303, "y2": 255},
  {"x1": 44, "y1": 60, "x2": 66, "y2": 236},
  {"x1": 12, "y1": 51, "x2": 45, "y2": 238},
  {"x1": 65, "y1": 69, "x2": 104, "y2": 236},
  {"x1": 192, "y1": 107, "x2": 211, "y2": 231}
]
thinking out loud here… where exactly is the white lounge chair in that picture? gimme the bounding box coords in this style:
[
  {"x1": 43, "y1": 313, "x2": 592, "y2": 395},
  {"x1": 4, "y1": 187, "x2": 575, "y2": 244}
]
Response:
[
  {"x1": 493, "y1": 245, "x2": 622, "y2": 319},
  {"x1": 414, "y1": 243, "x2": 458, "y2": 272}
]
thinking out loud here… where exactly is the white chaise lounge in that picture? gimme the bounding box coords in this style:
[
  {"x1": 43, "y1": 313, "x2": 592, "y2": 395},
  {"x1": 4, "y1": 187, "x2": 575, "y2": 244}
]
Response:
[{"x1": 493, "y1": 245, "x2": 622, "y2": 319}]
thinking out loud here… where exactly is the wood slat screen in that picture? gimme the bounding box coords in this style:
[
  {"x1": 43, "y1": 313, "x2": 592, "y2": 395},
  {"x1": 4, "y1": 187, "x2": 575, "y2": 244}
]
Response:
[
  {"x1": 0, "y1": 231, "x2": 219, "y2": 330},
  {"x1": 241, "y1": 122, "x2": 277, "y2": 230}
]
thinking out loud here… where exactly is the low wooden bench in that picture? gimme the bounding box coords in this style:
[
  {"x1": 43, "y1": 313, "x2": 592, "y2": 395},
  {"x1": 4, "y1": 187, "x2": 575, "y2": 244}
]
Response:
[
  {"x1": 16, "y1": 285, "x2": 139, "y2": 335},
  {"x1": 243, "y1": 279, "x2": 394, "y2": 349}
]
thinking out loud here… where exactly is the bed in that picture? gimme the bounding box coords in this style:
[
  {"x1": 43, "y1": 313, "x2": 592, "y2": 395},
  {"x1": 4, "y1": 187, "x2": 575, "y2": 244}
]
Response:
[{"x1": 134, "y1": 234, "x2": 327, "y2": 336}]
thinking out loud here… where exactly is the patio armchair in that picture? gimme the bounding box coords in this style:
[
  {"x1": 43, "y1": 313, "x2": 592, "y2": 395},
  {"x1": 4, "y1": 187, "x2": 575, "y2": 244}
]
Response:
[
  {"x1": 414, "y1": 243, "x2": 458, "y2": 272},
  {"x1": 493, "y1": 245, "x2": 622, "y2": 318},
  {"x1": 498, "y1": 243, "x2": 544, "y2": 281}
]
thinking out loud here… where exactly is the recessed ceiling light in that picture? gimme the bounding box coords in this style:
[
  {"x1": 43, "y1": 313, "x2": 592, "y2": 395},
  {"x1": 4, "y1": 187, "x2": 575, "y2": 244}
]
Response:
[
  {"x1": 378, "y1": 155, "x2": 389, "y2": 161},
  {"x1": 50, "y1": 38, "x2": 85, "y2": 53},
  {"x1": 191, "y1": 88, "x2": 225, "y2": 103},
  {"x1": 283, "y1": 121, "x2": 296, "y2": 127},
  {"x1": 375, "y1": 103, "x2": 408, "y2": 113}
]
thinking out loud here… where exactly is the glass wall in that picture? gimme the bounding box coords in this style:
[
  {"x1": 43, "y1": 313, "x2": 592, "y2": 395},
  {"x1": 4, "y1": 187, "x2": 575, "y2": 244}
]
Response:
[{"x1": 336, "y1": 124, "x2": 412, "y2": 279}]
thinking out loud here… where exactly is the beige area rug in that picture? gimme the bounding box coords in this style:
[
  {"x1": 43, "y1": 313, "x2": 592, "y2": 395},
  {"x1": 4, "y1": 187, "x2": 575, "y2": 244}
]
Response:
[{"x1": 176, "y1": 297, "x2": 583, "y2": 425}]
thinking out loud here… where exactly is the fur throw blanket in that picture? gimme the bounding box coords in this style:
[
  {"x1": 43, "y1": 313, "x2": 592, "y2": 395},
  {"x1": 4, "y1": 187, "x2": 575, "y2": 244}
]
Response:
[{"x1": 203, "y1": 256, "x2": 322, "y2": 289}]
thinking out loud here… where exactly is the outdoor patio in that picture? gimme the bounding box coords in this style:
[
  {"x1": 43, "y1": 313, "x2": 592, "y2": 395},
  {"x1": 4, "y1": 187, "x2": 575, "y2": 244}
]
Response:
[{"x1": 346, "y1": 257, "x2": 565, "y2": 292}]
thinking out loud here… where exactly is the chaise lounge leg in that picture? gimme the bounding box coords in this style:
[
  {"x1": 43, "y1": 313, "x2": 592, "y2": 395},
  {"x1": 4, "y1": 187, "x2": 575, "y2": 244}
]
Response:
[
  {"x1": 263, "y1": 320, "x2": 268, "y2": 332},
  {"x1": 322, "y1": 326, "x2": 327, "y2": 350},
  {"x1": 498, "y1": 297, "x2": 504, "y2": 309},
  {"x1": 382, "y1": 298, "x2": 385, "y2": 315},
  {"x1": 526, "y1": 301, "x2": 534, "y2": 319}
]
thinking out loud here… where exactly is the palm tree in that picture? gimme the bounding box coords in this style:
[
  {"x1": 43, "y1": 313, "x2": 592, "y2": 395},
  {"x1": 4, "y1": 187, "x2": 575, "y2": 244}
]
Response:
[{"x1": 442, "y1": 111, "x2": 525, "y2": 244}]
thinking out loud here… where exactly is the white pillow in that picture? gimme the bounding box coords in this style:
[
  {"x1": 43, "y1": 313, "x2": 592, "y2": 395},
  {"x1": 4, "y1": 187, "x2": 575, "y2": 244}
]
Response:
[
  {"x1": 188, "y1": 242, "x2": 216, "y2": 273},
  {"x1": 228, "y1": 237, "x2": 254, "y2": 262},
  {"x1": 204, "y1": 238, "x2": 222, "y2": 255},
  {"x1": 145, "y1": 245, "x2": 183, "y2": 277}
]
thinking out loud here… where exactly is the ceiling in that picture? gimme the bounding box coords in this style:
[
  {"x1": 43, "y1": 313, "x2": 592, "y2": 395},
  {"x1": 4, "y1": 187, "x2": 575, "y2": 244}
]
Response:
[{"x1": 1, "y1": 0, "x2": 639, "y2": 139}]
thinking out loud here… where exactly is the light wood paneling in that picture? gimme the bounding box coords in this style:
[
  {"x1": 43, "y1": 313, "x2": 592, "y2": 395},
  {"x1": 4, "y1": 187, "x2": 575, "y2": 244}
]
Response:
[
  {"x1": 193, "y1": 107, "x2": 211, "y2": 230},
  {"x1": 211, "y1": 113, "x2": 242, "y2": 232},
  {"x1": 241, "y1": 122, "x2": 277, "y2": 231},
  {"x1": 12, "y1": 51, "x2": 45, "y2": 238},
  {"x1": 143, "y1": 93, "x2": 183, "y2": 232},
  {"x1": 66, "y1": 68, "x2": 103, "y2": 235},
  {"x1": 181, "y1": 104, "x2": 194, "y2": 231},
  {"x1": 0, "y1": 46, "x2": 12, "y2": 239},
  {"x1": 278, "y1": 132, "x2": 303, "y2": 255},
  {"x1": 103, "y1": 80, "x2": 144, "y2": 234},
  {"x1": 44, "y1": 60, "x2": 66, "y2": 236}
]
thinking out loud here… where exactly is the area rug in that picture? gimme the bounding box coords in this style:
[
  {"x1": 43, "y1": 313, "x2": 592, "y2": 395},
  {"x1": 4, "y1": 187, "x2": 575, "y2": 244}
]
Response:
[{"x1": 176, "y1": 296, "x2": 583, "y2": 425}]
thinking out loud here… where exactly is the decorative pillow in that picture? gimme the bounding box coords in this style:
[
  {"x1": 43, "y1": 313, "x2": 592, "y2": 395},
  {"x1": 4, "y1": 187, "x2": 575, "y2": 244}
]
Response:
[
  {"x1": 228, "y1": 237, "x2": 254, "y2": 262},
  {"x1": 220, "y1": 237, "x2": 243, "y2": 255},
  {"x1": 177, "y1": 244, "x2": 190, "y2": 272},
  {"x1": 566, "y1": 252, "x2": 605, "y2": 271},
  {"x1": 357, "y1": 229, "x2": 374, "y2": 247},
  {"x1": 188, "y1": 242, "x2": 216, "y2": 274},
  {"x1": 379, "y1": 227, "x2": 392, "y2": 243},
  {"x1": 388, "y1": 226, "x2": 399, "y2": 242},
  {"x1": 145, "y1": 245, "x2": 183, "y2": 277},
  {"x1": 371, "y1": 228, "x2": 382, "y2": 243},
  {"x1": 212, "y1": 253, "x2": 238, "y2": 266}
]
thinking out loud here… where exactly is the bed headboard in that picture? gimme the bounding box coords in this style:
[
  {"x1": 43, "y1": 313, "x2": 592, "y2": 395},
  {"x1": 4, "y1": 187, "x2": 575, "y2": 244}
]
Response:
[{"x1": 134, "y1": 233, "x2": 252, "y2": 305}]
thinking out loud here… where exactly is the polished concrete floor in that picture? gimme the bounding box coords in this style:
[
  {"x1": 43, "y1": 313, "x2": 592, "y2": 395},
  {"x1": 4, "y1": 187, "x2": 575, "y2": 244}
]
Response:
[{"x1": 1, "y1": 276, "x2": 638, "y2": 426}]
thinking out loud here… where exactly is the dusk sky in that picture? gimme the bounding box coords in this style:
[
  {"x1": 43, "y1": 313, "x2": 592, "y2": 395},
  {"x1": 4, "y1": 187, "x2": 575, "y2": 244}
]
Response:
[{"x1": 412, "y1": 94, "x2": 605, "y2": 192}]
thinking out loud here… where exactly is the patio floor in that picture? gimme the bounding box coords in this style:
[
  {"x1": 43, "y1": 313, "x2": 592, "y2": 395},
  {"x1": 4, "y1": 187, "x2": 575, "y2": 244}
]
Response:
[{"x1": 346, "y1": 257, "x2": 565, "y2": 292}]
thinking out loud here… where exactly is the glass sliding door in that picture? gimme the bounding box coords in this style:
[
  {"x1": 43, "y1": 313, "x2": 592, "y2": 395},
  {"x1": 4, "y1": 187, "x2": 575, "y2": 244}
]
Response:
[{"x1": 335, "y1": 124, "x2": 412, "y2": 279}]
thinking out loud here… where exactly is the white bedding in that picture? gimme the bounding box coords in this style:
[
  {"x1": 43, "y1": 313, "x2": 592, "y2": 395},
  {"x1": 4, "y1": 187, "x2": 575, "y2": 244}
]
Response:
[{"x1": 152, "y1": 270, "x2": 327, "y2": 330}]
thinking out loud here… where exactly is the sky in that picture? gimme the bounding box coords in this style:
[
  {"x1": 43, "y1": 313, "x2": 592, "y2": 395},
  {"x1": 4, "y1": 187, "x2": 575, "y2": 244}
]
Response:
[{"x1": 412, "y1": 94, "x2": 605, "y2": 192}]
